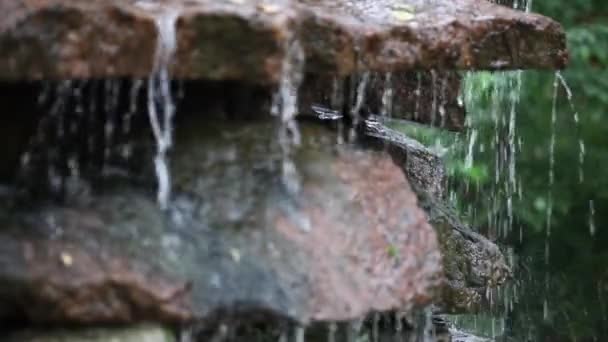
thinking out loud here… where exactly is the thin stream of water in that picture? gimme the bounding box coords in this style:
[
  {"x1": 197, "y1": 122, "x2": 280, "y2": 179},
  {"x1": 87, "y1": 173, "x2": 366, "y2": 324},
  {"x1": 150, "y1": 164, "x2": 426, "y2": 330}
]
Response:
[
  {"x1": 272, "y1": 37, "x2": 305, "y2": 197},
  {"x1": 349, "y1": 72, "x2": 370, "y2": 141},
  {"x1": 556, "y1": 71, "x2": 586, "y2": 184},
  {"x1": 137, "y1": 3, "x2": 180, "y2": 209}
]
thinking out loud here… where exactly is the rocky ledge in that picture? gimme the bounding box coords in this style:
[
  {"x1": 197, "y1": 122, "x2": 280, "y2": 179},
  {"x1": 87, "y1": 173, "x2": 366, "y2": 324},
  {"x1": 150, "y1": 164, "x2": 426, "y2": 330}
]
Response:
[{"x1": 0, "y1": 0, "x2": 567, "y2": 82}]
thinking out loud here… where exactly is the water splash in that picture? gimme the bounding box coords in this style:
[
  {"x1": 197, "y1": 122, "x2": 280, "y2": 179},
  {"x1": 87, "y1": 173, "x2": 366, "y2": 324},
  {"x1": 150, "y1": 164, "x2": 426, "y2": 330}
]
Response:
[
  {"x1": 103, "y1": 80, "x2": 121, "y2": 170},
  {"x1": 137, "y1": 2, "x2": 180, "y2": 209}
]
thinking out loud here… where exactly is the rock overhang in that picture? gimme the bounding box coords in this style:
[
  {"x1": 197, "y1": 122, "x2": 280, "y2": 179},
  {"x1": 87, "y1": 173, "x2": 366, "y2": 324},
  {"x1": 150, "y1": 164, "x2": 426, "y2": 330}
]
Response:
[{"x1": 0, "y1": 0, "x2": 568, "y2": 83}]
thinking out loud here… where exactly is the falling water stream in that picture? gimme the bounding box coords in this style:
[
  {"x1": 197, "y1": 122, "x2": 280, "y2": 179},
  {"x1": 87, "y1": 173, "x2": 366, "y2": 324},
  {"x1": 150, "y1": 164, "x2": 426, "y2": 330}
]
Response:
[
  {"x1": 138, "y1": 2, "x2": 180, "y2": 210},
  {"x1": 272, "y1": 37, "x2": 305, "y2": 197}
]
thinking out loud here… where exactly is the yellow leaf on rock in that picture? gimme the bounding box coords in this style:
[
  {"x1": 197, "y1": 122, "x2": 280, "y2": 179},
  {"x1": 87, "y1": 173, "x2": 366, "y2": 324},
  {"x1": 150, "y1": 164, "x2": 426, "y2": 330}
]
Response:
[
  {"x1": 60, "y1": 252, "x2": 73, "y2": 267},
  {"x1": 392, "y1": 9, "x2": 415, "y2": 22}
]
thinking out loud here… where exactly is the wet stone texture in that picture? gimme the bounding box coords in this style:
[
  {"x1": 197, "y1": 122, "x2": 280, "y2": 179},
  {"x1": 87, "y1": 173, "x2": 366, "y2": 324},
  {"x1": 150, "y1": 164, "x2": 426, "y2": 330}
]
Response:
[
  {"x1": 0, "y1": 0, "x2": 567, "y2": 82},
  {"x1": 415, "y1": 188, "x2": 511, "y2": 314},
  {"x1": 365, "y1": 122, "x2": 510, "y2": 313},
  {"x1": 364, "y1": 121, "x2": 446, "y2": 199},
  {"x1": 0, "y1": 121, "x2": 442, "y2": 325}
]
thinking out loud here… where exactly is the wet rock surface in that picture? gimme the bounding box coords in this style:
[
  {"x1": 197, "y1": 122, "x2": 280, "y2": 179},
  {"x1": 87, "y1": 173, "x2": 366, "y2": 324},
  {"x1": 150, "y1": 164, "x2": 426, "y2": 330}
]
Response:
[
  {"x1": 363, "y1": 120, "x2": 446, "y2": 198},
  {"x1": 415, "y1": 189, "x2": 511, "y2": 313},
  {"x1": 364, "y1": 121, "x2": 510, "y2": 313},
  {"x1": 0, "y1": 0, "x2": 567, "y2": 82},
  {"x1": 0, "y1": 120, "x2": 442, "y2": 325}
]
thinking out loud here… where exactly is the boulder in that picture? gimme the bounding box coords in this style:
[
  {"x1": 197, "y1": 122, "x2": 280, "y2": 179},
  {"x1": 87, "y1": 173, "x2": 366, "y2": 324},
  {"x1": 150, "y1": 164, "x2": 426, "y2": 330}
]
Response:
[
  {"x1": 0, "y1": 120, "x2": 442, "y2": 325},
  {"x1": 415, "y1": 189, "x2": 511, "y2": 313},
  {"x1": 0, "y1": 0, "x2": 568, "y2": 82}
]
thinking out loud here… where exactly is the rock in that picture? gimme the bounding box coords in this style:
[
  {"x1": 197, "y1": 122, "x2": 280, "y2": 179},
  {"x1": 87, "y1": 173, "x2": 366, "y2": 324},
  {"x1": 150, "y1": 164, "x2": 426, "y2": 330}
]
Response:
[
  {"x1": 414, "y1": 189, "x2": 511, "y2": 313},
  {"x1": 5, "y1": 325, "x2": 175, "y2": 342},
  {"x1": 0, "y1": 120, "x2": 442, "y2": 325},
  {"x1": 363, "y1": 122, "x2": 510, "y2": 313},
  {"x1": 363, "y1": 120, "x2": 446, "y2": 198},
  {"x1": 298, "y1": 0, "x2": 568, "y2": 73},
  {"x1": 0, "y1": 0, "x2": 567, "y2": 82}
]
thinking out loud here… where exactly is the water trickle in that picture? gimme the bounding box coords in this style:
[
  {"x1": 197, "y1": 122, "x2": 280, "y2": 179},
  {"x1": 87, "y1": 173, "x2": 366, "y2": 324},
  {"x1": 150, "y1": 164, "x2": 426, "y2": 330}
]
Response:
[
  {"x1": 506, "y1": 71, "x2": 522, "y2": 231},
  {"x1": 589, "y1": 199, "x2": 596, "y2": 237},
  {"x1": 294, "y1": 325, "x2": 306, "y2": 342},
  {"x1": 327, "y1": 323, "x2": 337, "y2": 342},
  {"x1": 556, "y1": 71, "x2": 586, "y2": 184},
  {"x1": 430, "y1": 70, "x2": 438, "y2": 126},
  {"x1": 349, "y1": 72, "x2": 370, "y2": 141},
  {"x1": 422, "y1": 307, "x2": 433, "y2": 342},
  {"x1": 137, "y1": 2, "x2": 180, "y2": 209},
  {"x1": 278, "y1": 329, "x2": 288, "y2": 342},
  {"x1": 381, "y1": 72, "x2": 394, "y2": 117},
  {"x1": 372, "y1": 313, "x2": 379, "y2": 342},
  {"x1": 272, "y1": 37, "x2": 305, "y2": 197},
  {"x1": 546, "y1": 73, "x2": 559, "y2": 241},
  {"x1": 330, "y1": 77, "x2": 346, "y2": 144},
  {"x1": 465, "y1": 129, "x2": 478, "y2": 170},
  {"x1": 121, "y1": 79, "x2": 144, "y2": 159},
  {"x1": 414, "y1": 72, "x2": 422, "y2": 120},
  {"x1": 347, "y1": 318, "x2": 364, "y2": 342}
]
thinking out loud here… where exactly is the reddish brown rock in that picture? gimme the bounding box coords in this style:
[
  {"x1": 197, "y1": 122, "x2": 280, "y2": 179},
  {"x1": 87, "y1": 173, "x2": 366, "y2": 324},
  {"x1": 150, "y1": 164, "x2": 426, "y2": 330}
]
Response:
[
  {"x1": 298, "y1": 0, "x2": 568, "y2": 74},
  {"x1": 0, "y1": 0, "x2": 567, "y2": 82},
  {"x1": 0, "y1": 121, "x2": 442, "y2": 325}
]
